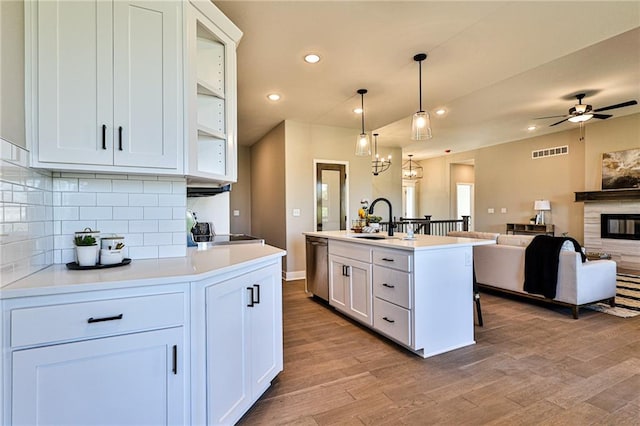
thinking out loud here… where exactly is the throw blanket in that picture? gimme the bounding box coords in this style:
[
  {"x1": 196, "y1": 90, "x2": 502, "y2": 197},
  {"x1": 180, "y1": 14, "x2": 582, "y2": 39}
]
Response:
[{"x1": 524, "y1": 235, "x2": 586, "y2": 298}]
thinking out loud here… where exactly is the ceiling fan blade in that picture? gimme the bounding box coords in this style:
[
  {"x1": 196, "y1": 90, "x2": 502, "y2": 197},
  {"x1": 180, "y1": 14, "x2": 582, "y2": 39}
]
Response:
[
  {"x1": 593, "y1": 114, "x2": 613, "y2": 120},
  {"x1": 593, "y1": 100, "x2": 638, "y2": 112},
  {"x1": 550, "y1": 118, "x2": 570, "y2": 127},
  {"x1": 534, "y1": 114, "x2": 569, "y2": 120}
]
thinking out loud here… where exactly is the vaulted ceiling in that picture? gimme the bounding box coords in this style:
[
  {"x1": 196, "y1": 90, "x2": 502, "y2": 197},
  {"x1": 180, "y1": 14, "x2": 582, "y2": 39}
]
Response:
[{"x1": 214, "y1": 1, "x2": 640, "y2": 159}]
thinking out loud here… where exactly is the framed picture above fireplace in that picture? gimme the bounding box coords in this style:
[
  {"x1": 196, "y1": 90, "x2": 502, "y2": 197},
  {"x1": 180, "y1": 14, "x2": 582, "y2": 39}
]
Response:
[{"x1": 602, "y1": 148, "x2": 640, "y2": 190}]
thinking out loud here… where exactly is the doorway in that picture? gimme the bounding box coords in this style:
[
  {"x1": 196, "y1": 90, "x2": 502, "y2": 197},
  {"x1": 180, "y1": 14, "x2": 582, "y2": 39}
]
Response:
[
  {"x1": 315, "y1": 162, "x2": 347, "y2": 231},
  {"x1": 456, "y1": 183, "x2": 474, "y2": 231}
]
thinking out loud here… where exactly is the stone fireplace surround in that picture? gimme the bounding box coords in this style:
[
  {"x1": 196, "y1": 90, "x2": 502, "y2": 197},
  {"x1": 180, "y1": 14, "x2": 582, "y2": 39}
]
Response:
[{"x1": 578, "y1": 190, "x2": 640, "y2": 271}]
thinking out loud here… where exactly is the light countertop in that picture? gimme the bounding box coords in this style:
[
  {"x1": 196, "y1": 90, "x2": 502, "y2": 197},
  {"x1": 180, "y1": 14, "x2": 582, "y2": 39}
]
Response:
[
  {"x1": 1, "y1": 244, "x2": 285, "y2": 299},
  {"x1": 303, "y1": 230, "x2": 496, "y2": 251}
]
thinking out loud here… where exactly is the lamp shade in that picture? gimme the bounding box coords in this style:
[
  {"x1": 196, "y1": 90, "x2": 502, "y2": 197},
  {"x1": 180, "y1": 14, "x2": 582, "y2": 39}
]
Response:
[{"x1": 534, "y1": 200, "x2": 550, "y2": 211}]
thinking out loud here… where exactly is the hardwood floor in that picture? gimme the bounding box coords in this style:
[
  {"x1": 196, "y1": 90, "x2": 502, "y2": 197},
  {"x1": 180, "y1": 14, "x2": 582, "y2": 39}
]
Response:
[{"x1": 239, "y1": 280, "x2": 640, "y2": 425}]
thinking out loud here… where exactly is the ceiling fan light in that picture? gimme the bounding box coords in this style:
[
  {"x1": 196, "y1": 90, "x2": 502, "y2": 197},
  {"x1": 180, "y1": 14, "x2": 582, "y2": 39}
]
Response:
[
  {"x1": 568, "y1": 114, "x2": 593, "y2": 123},
  {"x1": 412, "y1": 111, "x2": 432, "y2": 140}
]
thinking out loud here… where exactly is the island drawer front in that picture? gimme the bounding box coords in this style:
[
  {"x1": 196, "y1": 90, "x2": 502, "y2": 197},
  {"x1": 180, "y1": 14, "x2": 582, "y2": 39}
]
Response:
[
  {"x1": 11, "y1": 292, "x2": 184, "y2": 348},
  {"x1": 373, "y1": 265, "x2": 411, "y2": 309},
  {"x1": 329, "y1": 240, "x2": 371, "y2": 263},
  {"x1": 373, "y1": 298, "x2": 411, "y2": 346},
  {"x1": 372, "y1": 249, "x2": 412, "y2": 272}
]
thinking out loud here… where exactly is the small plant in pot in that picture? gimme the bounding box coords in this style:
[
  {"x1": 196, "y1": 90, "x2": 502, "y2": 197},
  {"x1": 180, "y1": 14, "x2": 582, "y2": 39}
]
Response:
[
  {"x1": 74, "y1": 235, "x2": 98, "y2": 267},
  {"x1": 367, "y1": 215, "x2": 383, "y2": 231}
]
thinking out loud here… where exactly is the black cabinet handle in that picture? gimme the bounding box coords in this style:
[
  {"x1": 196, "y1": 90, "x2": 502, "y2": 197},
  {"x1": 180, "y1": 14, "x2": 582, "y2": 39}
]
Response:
[
  {"x1": 382, "y1": 316, "x2": 395, "y2": 323},
  {"x1": 101, "y1": 124, "x2": 106, "y2": 150},
  {"x1": 344, "y1": 265, "x2": 350, "y2": 277},
  {"x1": 382, "y1": 283, "x2": 395, "y2": 289},
  {"x1": 253, "y1": 284, "x2": 260, "y2": 304},
  {"x1": 87, "y1": 313, "x2": 123, "y2": 323},
  {"x1": 247, "y1": 287, "x2": 255, "y2": 307},
  {"x1": 118, "y1": 126, "x2": 123, "y2": 151},
  {"x1": 381, "y1": 257, "x2": 394, "y2": 262},
  {"x1": 172, "y1": 345, "x2": 177, "y2": 375}
]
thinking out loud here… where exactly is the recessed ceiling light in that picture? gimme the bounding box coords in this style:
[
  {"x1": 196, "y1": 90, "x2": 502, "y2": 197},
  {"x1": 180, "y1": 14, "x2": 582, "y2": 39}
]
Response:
[
  {"x1": 304, "y1": 54, "x2": 320, "y2": 64},
  {"x1": 353, "y1": 107, "x2": 363, "y2": 114},
  {"x1": 527, "y1": 125, "x2": 537, "y2": 131},
  {"x1": 267, "y1": 93, "x2": 281, "y2": 101},
  {"x1": 435, "y1": 108, "x2": 446, "y2": 116}
]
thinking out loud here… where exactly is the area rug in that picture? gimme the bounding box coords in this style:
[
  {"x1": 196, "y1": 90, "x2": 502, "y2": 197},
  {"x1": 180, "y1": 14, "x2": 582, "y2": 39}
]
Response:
[{"x1": 585, "y1": 273, "x2": 640, "y2": 318}]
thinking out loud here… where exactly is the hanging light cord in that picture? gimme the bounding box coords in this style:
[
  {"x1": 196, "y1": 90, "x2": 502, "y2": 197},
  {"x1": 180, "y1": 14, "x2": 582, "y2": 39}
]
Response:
[
  {"x1": 360, "y1": 92, "x2": 365, "y2": 133},
  {"x1": 418, "y1": 59, "x2": 423, "y2": 113}
]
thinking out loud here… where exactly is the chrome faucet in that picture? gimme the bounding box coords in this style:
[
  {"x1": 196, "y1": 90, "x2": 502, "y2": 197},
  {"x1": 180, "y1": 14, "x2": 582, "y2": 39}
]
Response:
[{"x1": 368, "y1": 197, "x2": 395, "y2": 236}]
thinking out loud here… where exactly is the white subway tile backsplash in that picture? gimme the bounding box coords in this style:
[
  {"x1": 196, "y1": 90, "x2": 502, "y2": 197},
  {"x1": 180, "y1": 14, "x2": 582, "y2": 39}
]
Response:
[{"x1": 2, "y1": 138, "x2": 188, "y2": 286}]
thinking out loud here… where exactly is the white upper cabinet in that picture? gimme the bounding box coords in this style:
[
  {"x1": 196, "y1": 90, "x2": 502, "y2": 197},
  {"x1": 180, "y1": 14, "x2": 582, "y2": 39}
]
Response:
[
  {"x1": 184, "y1": 0, "x2": 242, "y2": 184},
  {"x1": 26, "y1": 0, "x2": 183, "y2": 174}
]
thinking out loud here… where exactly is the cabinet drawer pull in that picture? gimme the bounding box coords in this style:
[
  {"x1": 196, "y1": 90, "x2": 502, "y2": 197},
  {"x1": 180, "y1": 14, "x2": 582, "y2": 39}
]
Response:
[
  {"x1": 87, "y1": 313, "x2": 123, "y2": 324},
  {"x1": 118, "y1": 126, "x2": 123, "y2": 151},
  {"x1": 381, "y1": 257, "x2": 394, "y2": 262},
  {"x1": 172, "y1": 345, "x2": 178, "y2": 375},
  {"x1": 253, "y1": 284, "x2": 261, "y2": 304},
  {"x1": 382, "y1": 316, "x2": 395, "y2": 323},
  {"x1": 382, "y1": 283, "x2": 395, "y2": 289},
  {"x1": 247, "y1": 287, "x2": 255, "y2": 307},
  {"x1": 101, "y1": 124, "x2": 106, "y2": 150}
]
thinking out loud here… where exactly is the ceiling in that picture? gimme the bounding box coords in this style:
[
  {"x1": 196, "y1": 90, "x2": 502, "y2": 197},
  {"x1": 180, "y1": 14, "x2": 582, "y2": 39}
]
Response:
[{"x1": 214, "y1": 1, "x2": 640, "y2": 159}]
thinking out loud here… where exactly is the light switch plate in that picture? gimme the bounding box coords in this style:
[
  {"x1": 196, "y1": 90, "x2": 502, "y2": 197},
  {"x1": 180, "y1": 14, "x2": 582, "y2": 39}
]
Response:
[
  {"x1": 293, "y1": 208, "x2": 301, "y2": 217},
  {"x1": 233, "y1": 210, "x2": 240, "y2": 216},
  {"x1": 501, "y1": 208, "x2": 507, "y2": 213},
  {"x1": 488, "y1": 208, "x2": 495, "y2": 214}
]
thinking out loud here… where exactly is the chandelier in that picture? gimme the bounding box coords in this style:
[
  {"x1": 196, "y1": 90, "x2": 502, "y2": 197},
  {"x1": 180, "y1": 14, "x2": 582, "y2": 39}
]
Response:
[
  {"x1": 371, "y1": 133, "x2": 391, "y2": 176},
  {"x1": 402, "y1": 155, "x2": 423, "y2": 180}
]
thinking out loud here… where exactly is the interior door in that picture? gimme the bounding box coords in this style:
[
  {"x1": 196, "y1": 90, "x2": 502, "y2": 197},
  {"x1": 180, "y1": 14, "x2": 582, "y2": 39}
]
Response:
[{"x1": 316, "y1": 163, "x2": 346, "y2": 231}]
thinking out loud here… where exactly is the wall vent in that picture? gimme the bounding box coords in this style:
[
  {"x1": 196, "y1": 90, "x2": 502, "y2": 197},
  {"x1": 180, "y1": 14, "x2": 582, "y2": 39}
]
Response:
[{"x1": 532, "y1": 145, "x2": 568, "y2": 159}]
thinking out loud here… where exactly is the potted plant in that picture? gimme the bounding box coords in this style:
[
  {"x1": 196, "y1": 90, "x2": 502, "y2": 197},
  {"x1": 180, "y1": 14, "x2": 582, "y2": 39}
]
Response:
[
  {"x1": 367, "y1": 215, "x2": 382, "y2": 231},
  {"x1": 74, "y1": 235, "x2": 98, "y2": 267}
]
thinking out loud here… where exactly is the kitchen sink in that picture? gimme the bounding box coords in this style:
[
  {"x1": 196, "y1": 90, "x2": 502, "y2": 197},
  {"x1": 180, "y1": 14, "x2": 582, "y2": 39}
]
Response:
[{"x1": 348, "y1": 234, "x2": 398, "y2": 240}]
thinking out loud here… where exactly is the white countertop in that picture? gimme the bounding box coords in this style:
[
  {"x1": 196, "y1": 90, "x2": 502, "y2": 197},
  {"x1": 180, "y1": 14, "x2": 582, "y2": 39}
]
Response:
[
  {"x1": 0, "y1": 244, "x2": 285, "y2": 299},
  {"x1": 303, "y1": 230, "x2": 496, "y2": 251}
]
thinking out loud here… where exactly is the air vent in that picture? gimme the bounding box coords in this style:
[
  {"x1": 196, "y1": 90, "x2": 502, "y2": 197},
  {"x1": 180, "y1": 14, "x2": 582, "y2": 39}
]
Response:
[{"x1": 532, "y1": 145, "x2": 568, "y2": 159}]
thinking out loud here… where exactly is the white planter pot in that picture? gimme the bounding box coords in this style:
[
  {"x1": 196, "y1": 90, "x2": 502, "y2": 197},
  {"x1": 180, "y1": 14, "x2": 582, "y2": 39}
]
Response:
[{"x1": 76, "y1": 245, "x2": 98, "y2": 267}]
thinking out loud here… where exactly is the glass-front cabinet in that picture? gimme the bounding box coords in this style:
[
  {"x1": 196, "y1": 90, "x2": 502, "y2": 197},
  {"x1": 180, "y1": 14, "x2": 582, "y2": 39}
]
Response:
[{"x1": 185, "y1": 1, "x2": 242, "y2": 184}]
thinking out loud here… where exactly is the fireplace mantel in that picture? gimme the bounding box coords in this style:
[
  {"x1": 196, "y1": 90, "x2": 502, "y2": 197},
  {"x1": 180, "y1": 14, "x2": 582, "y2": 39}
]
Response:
[{"x1": 575, "y1": 189, "x2": 640, "y2": 202}]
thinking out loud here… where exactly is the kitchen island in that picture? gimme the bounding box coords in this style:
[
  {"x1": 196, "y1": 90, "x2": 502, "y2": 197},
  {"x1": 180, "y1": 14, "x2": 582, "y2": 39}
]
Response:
[
  {"x1": 1, "y1": 244, "x2": 285, "y2": 426},
  {"x1": 303, "y1": 230, "x2": 495, "y2": 358}
]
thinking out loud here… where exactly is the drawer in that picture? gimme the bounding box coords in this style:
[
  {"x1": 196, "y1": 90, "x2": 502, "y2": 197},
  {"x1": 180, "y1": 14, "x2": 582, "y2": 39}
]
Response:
[
  {"x1": 373, "y1": 265, "x2": 411, "y2": 309},
  {"x1": 329, "y1": 240, "x2": 372, "y2": 263},
  {"x1": 373, "y1": 248, "x2": 412, "y2": 272},
  {"x1": 11, "y1": 292, "x2": 184, "y2": 348},
  {"x1": 373, "y1": 298, "x2": 411, "y2": 346}
]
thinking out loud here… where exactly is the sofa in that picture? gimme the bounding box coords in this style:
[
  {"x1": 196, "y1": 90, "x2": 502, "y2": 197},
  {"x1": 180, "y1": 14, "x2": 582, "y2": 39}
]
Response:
[{"x1": 448, "y1": 231, "x2": 617, "y2": 318}]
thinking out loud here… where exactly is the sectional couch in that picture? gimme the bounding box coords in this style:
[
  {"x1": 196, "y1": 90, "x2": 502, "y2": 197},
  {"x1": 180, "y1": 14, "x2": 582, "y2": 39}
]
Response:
[{"x1": 448, "y1": 231, "x2": 617, "y2": 318}]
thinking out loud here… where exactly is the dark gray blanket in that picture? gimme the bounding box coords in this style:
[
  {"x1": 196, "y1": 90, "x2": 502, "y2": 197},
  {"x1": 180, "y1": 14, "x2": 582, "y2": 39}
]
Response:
[{"x1": 524, "y1": 235, "x2": 585, "y2": 298}]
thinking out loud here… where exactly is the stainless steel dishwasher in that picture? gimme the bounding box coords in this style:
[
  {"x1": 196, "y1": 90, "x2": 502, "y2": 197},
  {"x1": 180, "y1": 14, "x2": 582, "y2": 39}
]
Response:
[{"x1": 305, "y1": 235, "x2": 329, "y2": 301}]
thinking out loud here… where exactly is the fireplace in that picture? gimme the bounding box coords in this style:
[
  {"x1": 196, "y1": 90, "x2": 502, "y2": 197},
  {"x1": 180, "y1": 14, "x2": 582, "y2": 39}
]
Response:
[{"x1": 601, "y1": 214, "x2": 640, "y2": 240}]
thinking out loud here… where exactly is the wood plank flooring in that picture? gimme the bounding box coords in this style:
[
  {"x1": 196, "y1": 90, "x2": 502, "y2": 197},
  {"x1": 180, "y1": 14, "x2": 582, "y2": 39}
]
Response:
[{"x1": 239, "y1": 280, "x2": 640, "y2": 425}]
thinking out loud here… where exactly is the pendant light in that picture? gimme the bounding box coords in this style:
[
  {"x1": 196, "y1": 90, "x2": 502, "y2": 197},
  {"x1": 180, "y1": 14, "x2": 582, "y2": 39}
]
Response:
[
  {"x1": 402, "y1": 154, "x2": 423, "y2": 180},
  {"x1": 371, "y1": 133, "x2": 391, "y2": 176},
  {"x1": 355, "y1": 89, "x2": 371, "y2": 156},
  {"x1": 411, "y1": 53, "x2": 432, "y2": 140}
]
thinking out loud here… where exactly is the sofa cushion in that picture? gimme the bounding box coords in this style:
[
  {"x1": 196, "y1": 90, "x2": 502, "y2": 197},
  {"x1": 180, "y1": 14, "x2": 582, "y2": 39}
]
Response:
[
  {"x1": 447, "y1": 231, "x2": 499, "y2": 240},
  {"x1": 497, "y1": 234, "x2": 535, "y2": 247}
]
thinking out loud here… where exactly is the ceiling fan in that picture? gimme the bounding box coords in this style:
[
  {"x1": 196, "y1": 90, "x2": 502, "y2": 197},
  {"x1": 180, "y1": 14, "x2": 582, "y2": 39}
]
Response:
[{"x1": 535, "y1": 93, "x2": 638, "y2": 127}]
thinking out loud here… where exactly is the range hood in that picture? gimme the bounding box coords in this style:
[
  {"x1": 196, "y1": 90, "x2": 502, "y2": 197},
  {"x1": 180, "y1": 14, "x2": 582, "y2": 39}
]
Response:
[{"x1": 187, "y1": 184, "x2": 232, "y2": 197}]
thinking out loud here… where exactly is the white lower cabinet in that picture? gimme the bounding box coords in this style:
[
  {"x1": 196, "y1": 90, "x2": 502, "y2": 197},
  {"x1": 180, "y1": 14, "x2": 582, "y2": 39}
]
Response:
[
  {"x1": 192, "y1": 260, "x2": 283, "y2": 425},
  {"x1": 329, "y1": 255, "x2": 373, "y2": 326},
  {"x1": 12, "y1": 328, "x2": 184, "y2": 426},
  {"x1": 3, "y1": 287, "x2": 188, "y2": 425}
]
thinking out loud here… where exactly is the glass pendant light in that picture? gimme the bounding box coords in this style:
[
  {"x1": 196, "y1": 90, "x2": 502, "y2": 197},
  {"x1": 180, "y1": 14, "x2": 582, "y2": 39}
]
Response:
[
  {"x1": 402, "y1": 154, "x2": 423, "y2": 180},
  {"x1": 411, "y1": 53, "x2": 432, "y2": 140},
  {"x1": 355, "y1": 89, "x2": 371, "y2": 156},
  {"x1": 371, "y1": 133, "x2": 391, "y2": 176}
]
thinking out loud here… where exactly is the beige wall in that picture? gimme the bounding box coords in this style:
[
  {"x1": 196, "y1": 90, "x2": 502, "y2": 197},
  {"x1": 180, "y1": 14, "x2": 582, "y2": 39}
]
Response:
[
  {"x1": 230, "y1": 145, "x2": 252, "y2": 234},
  {"x1": 1, "y1": 0, "x2": 26, "y2": 147},
  {"x1": 417, "y1": 113, "x2": 640, "y2": 243},
  {"x1": 250, "y1": 122, "x2": 287, "y2": 258}
]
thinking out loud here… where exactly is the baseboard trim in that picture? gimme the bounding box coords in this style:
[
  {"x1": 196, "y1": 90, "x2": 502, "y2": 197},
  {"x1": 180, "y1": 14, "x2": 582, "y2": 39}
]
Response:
[{"x1": 283, "y1": 270, "x2": 305, "y2": 281}]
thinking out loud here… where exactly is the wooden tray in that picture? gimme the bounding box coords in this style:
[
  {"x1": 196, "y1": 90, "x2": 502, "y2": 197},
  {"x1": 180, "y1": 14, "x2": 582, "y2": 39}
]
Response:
[{"x1": 66, "y1": 258, "x2": 131, "y2": 270}]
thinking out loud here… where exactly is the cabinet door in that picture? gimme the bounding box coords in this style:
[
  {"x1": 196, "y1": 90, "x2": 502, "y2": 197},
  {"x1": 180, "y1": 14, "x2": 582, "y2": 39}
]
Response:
[
  {"x1": 205, "y1": 275, "x2": 251, "y2": 425},
  {"x1": 113, "y1": 0, "x2": 181, "y2": 169},
  {"x1": 249, "y1": 267, "x2": 283, "y2": 395},
  {"x1": 12, "y1": 327, "x2": 184, "y2": 426},
  {"x1": 329, "y1": 255, "x2": 373, "y2": 325},
  {"x1": 329, "y1": 256, "x2": 348, "y2": 311},
  {"x1": 35, "y1": 0, "x2": 113, "y2": 166}
]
